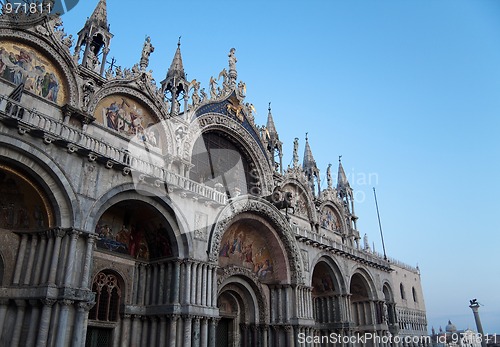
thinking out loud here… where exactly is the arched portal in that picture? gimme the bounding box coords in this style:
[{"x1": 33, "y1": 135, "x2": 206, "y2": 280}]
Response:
[
  {"x1": 217, "y1": 275, "x2": 264, "y2": 347},
  {"x1": 94, "y1": 200, "x2": 178, "y2": 260},
  {"x1": 349, "y1": 273, "x2": 375, "y2": 330},
  {"x1": 383, "y1": 283, "x2": 398, "y2": 334}
]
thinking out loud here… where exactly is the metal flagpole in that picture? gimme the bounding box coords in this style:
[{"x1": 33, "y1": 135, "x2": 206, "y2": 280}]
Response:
[{"x1": 373, "y1": 187, "x2": 387, "y2": 260}]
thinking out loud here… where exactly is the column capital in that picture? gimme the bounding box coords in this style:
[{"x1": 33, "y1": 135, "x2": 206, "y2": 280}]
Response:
[
  {"x1": 60, "y1": 299, "x2": 74, "y2": 306},
  {"x1": 42, "y1": 298, "x2": 57, "y2": 307},
  {"x1": 77, "y1": 301, "x2": 95, "y2": 311}
]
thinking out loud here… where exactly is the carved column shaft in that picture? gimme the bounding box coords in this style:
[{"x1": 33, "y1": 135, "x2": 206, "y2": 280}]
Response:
[
  {"x1": 63, "y1": 231, "x2": 79, "y2": 286},
  {"x1": 81, "y1": 235, "x2": 95, "y2": 288},
  {"x1": 48, "y1": 230, "x2": 64, "y2": 284},
  {"x1": 13, "y1": 234, "x2": 29, "y2": 284},
  {"x1": 33, "y1": 236, "x2": 46, "y2": 285},
  {"x1": 23, "y1": 235, "x2": 38, "y2": 285}
]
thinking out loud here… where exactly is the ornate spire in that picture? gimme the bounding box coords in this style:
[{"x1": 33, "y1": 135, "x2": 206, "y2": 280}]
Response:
[
  {"x1": 337, "y1": 155, "x2": 350, "y2": 192},
  {"x1": 303, "y1": 133, "x2": 320, "y2": 196},
  {"x1": 264, "y1": 102, "x2": 282, "y2": 174},
  {"x1": 74, "y1": 0, "x2": 113, "y2": 76},
  {"x1": 88, "y1": 0, "x2": 108, "y2": 29},
  {"x1": 166, "y1": 38, "x2": 186, "y2": 82},
  {"x1": 161, "y1": 38, "x2": 189, "y2": 115},
  {"x1": 303, "y1": 133, "x2": 317, "y2": 169},
  {"x1": 266, "y1": 102, "x2": 278, "y2": 139}
]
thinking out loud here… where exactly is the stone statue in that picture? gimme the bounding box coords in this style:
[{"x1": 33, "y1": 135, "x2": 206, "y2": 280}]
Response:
[
  {"x1": 293, "y1": 138, "x2": 299, "y2": 168},
  {"x1": 82, "y1": 81, "x2": 95, "y2": 111},
  {"x1": 327, "y1": 164, "x2": 332, "y2": 188},
  {"x1": 190, "y1": 79, "x2": 201, "y2": 106},
  {"x1": 237, "y1": 81, "x2": 246, "y2": 98},
  {"x1": 363, "y1": 233, "x2": 370, "y2": 251},
  {"x1": 140, "y1": 36, "x2": 154, "y2": 70},
  {"x1": 200, "y1": 88, "x2": 207, "y2": 103},
  {"x1": 228, "y1": 47, "x2": 237, "y2": 72},
  {"x1": 209, "y1": 76, "x2": 217, "y2": 99}
]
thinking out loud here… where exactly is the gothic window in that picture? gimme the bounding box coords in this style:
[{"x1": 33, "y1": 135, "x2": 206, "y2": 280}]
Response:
[
  {"x1": 412, "y1": 287, "x2": 418, "y2": 302},
  {"x1": 89, "y1": 271, "x2": 121, "y2": 322},
  {"x1": 190, "y1": 132, "x2": 255, "y2": 195},
  {"x1": 400, "y1": 283, "x2": 406, "y2": 300}
]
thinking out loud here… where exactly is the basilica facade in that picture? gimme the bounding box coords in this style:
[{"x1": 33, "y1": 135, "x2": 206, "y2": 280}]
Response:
[{"x1": 0, "y1": 1, "x2": 428, "y2": 346}]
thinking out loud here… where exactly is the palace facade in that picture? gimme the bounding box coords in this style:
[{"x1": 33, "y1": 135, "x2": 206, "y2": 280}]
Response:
[{"x1": 0, "y1": 1, "x2": 427, "y2": 346}]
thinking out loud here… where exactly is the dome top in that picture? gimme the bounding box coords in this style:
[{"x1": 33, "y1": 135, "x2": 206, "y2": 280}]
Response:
[{"x1": 445, "y1": 320, "x2": 457, "y2": 333}]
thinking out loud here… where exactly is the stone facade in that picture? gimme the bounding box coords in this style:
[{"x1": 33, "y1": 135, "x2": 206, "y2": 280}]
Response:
[{"x1": 0, "y1": 1, "x2": 427, "y2": 346}]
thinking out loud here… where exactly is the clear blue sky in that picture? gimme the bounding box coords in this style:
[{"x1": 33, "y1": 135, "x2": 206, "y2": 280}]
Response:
[{"x1": 62, "y1": 0, "x2": 500, "y2": 333}]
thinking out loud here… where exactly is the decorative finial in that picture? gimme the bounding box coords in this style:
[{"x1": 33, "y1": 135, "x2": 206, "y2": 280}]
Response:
[
  {"x1": 339, "y1": 155, "x2": 342, "y2": 163},
  {"x1": 268, "y1": 102, "x2": 271, "y2": 112},
  {"x1": 178, "y1": 36, "x2": 181, "y2": 47},
  {"x1": 305, "y1": 132, "x2": 308, "y2": 141}
]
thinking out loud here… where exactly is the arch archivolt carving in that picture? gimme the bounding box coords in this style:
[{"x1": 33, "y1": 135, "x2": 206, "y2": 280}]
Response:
[
  {"x1": 217, "y1": 265, "x2": 268, "y2": 323},
  {"x1": 208, "y1": 196, "x2": 304, "y2": 284},
  {"x1": 317, "y1": 201, "x2": 347, "y2": 233},
  {"x1": 187, "y1": 113, "x2": 273, "y2": 195},
  {"x1": 0, "y1": 30, "x2": 79, "y2": 106}
]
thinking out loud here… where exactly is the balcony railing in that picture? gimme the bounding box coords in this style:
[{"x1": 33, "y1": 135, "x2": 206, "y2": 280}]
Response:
[
  {"x1": 292, "y1": 224, "x2": 419, "y2": 272},
  {"x1": 0, "y1": 94, "x2": 227, "y2": 206}
]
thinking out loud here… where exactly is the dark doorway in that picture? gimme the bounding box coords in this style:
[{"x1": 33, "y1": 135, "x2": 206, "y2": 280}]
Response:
[{"x1": 216, "y1": 318, "x2": 232, "y2": 347}]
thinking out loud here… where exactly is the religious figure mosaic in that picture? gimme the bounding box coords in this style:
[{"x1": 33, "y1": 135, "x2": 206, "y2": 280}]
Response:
[
  {"x1": 219, "y1": 223, "x2": 275, "y2": 280},
  {"x1": 320, "y1": 206, "x2": 341, "y2": 232},
  {"x1": 0, "y1": 42, "x2": 65, "y2": 104},
  {"x1": 94, "y1": 95, "x2": 161, "y2": 148},
  {"x1": 95, "y1": 203, "x2": 173, "y2": 260}
]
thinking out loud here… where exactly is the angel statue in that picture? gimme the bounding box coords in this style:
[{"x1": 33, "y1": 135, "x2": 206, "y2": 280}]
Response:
[
  {"x1": 293, "y1": 138, "x2": 299, "y2": 168},
  {"x1": 237, "y1": 81, "x2": 246, "y2": 98},
  {"x1": 190, "y1": 79, "x2": 201, "y2": 106}
]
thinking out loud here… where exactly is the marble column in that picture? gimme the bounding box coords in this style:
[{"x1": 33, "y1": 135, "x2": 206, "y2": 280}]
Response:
[
  {"x1": 10, "y1": 300, "x2": 26, "y2": 347},
  {"x1": 183, "y1": 260, "x2": 191, "y2": 305},
  {"x1": 201, "y1": 264, "x2": 207, "y2": 306},
  {"x1": 261, "y1": 325, "x2": 268, "y2": 347},
  {"x1": 130, "y1": 315, "x2": 141, "y2": 347},
  {"x1": 36, "y1": 299, "x2": 57, "y2": 347},
  {"x1": 169, "y1": 315, "x2": 178, "y2": 347},
  {"x1": 25, "y1": 300, "x2": 41, "y2": 347},
  {"x1": 191, "y1": 262, "x2": 198, "y2": 304},
  {"x1": 141, "y1": 316, "x2": 149, "y2": 346},
  {"x1": 55, "y1": 300, "x2": 74, "y2": 347},
  {"x1": 12, "y1": 234, "x2": 28, "y2": 284},
  {"x1": 23, "y1": 235, "x2": 38, "y2": 285},
  {"x1": 184, "y1": 316, "x2": 192, "y2": 346},
  {"x1": 159, "y1": 263, "x2": 166, "y2": 304},
  {"x1": 208, "y1": 318, "x2": 218, "y2": 347},
  {"x1": 172, "y1": 261, "x2": 181, "y2": 304},
  {"x1": 0, "y1": 299, "x2": 9, "y2": 340},
  {"x1": 200, "y1": 318, "x2": 208, "y2": 347},
  {"x1": 211, "y1": 266, "x2": 218, "y2": 307},
  {"x1": 285, "y1": 325, "x2": 295, "y2": 347},
  {"x1": 150, "y1": 317, "x2": 158, "y2": 346},
  {"x1": 193, "y1": 317, "x2": 201, "y2": 347},
  {"x1": 72, "y1": 302, "x2": 93, "y2": 346},
  {"x1": 81, "y1": 235, "x2": 96, "y2": 289},
  {"x1": 206, "y1": 266, "x2": 213, "y2": 307},
  {"x1": 158, "y1": 317, "x2": 167, "y2": 347},
  {"x1": 63, "y1": 230, "x2": 79, "y2": 287},
  {"x1": 196, "y1": 263, "x2": 202, "y2": 305},
  {"x1": 33, "y1": 235, "x2": 46, "y2": 284},
  {"x1": 47, "y1": 229, "x2": 65, "y2": 285},
  {"x1": 120, "y1": 314, "x2": 131, "y2": 347}
]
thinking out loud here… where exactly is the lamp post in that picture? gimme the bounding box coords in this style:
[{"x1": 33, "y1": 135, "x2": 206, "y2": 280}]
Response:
[{"x1": 469, "y1": 299, "x2": 487, "y2": 347}]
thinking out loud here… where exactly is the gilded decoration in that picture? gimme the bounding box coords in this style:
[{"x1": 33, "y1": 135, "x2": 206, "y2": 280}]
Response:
[
  {"x1": 219, "y1": 222, "x2": 275, "y2": 281},
  {"x1": 94, "y1": 95, "x2": 161, "y2": 148},
  {"x1": 0, "y1": 41, "x2": 66, "y2": 105},
  {"x1": 0, "y1": 165, "x2": 54, "y2": 229},
  {"x1": 320, "y1": 205, "x2": 341, "y2": 232}
]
